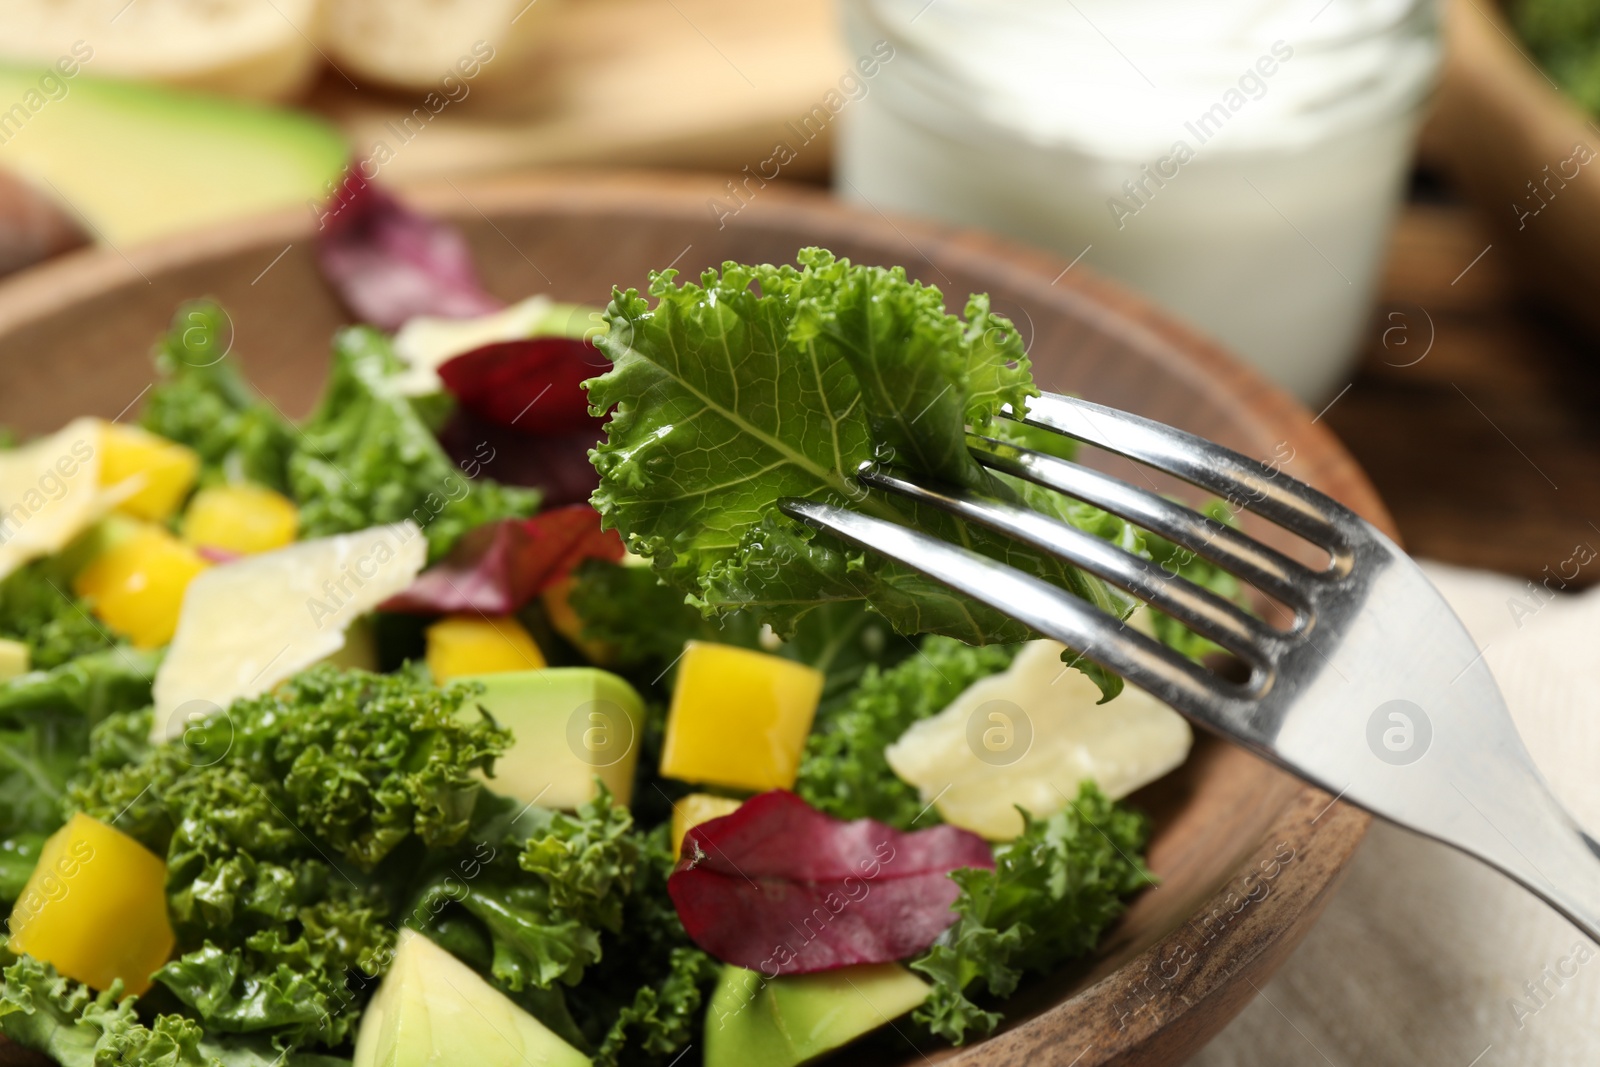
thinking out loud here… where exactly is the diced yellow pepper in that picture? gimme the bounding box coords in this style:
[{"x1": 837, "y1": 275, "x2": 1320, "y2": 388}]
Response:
[
  {"x1": 8, "y1": 813, "x2": 175, "y2": 995},
  {"x1": 96, "y1": 422, "x2": 199, "y2": 522},
  {"x1": 426, "y1": 615, "x2": 545, "y2": 683},
  {"x1": 181, "y1": 483, "x2": 299, "y2": 555},
  {"x1": 539, "y1": 576, "x2": 614, "y2": 665},
  {"x1": 73, "y1": 523, "x2": 208, "y2": 648},
  {"x1": 659, "y1": 642, "x2": 823, "y2": 792},
  {"x1": 0, "y1": 638, "x2": 28, "y2": 680},
  {"x1": 671, "y1": 794, "x2": 743, "y2": 858}
]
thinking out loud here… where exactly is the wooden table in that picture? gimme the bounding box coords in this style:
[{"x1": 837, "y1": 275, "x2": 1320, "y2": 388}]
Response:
[{"x1": 1322, "y1": 197, "x2": 1600, "y2": 582}]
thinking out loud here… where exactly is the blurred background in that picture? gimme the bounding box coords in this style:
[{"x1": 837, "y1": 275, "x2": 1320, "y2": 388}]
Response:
[
  {"x1": 1, "y1": 0, "x2": 1599, "y2": 1060},
  {"x1": 0, "y1": 0, "x2": 1596, "y2": 583}
]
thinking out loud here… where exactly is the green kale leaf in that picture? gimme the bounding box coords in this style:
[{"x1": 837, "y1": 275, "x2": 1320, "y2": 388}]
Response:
[
  {"x1": 140, "y1": 300, "x2": 297, "y2": 493},
  {"x1": 591, "y1": 946, "x2": 719, "y2": 1067},
  {"x1": 0, "y1": 648, "x2": 159, "y2": 904},
  {"x1": 565, "y1": 559, "x2": 906, "y2": 701},
  {"x1": 588, "y1": 249, "x2": 1132, "y2": 700},
  {"x1": 64, "y1": 666, "x2": 506, "y2": 1050},
  {"x1": 0, "y1": 562, "x2": 108, "y2": 671},
  {"x1": 1141, "y1": 499, "x2": 1246, "y2": 662},
  {"x1": 795, "y1": 635, "x2": 1018, "y2": 828},
  {"x1": 911, "y1": 782, "x2": 1153, "y2": 1044},
  {"x1": 289, "y1": 326, "x2": 540, "y2": 560},
  {"x1": 0, "y1": 956, "x2": 351, "y2": 1067}
]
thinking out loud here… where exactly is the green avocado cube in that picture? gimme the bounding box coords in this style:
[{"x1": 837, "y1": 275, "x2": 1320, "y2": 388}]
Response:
[
  {"x1": 705, "y1": 963, "x2": 930, "y2": 1067},
  {"x1": 458, "y1": 667, "x2": 645, "y2": 809},
  {"x1": 353, "y1": 930, "x2": 590, "y2": 1067}
]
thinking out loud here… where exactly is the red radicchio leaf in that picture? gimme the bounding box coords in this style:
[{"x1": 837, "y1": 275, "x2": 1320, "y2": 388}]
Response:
[
  {"x1": 315, "y1": 171, "x2": 502, "y2": 330},
  {"x1": 380, "y1": 506, "x2": 624, "y2": 615},
  {"x1": 668, "y1": 790, "x2": 993, "y2": 975},
  {"x1": 437, "y1": 411, "x2": 601, "y2": 508},
  {"x1": 437, "y1": 336, "x2": 605, "y2": 435}
]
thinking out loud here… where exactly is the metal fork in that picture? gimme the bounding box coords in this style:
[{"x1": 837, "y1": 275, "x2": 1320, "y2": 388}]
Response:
[{"x1": 782, "y1": 391, "x2": 1600, "y2": 943}]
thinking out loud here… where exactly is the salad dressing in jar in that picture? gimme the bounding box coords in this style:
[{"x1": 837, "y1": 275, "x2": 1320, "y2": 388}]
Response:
[{"x1": 837, "y1": 0, "x2": 1441, "y2": 401}]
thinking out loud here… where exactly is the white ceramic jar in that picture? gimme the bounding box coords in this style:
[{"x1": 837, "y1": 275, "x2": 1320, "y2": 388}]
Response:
[{"x1": 837, "y1": 0, "x2": 1442, "y2": 402}]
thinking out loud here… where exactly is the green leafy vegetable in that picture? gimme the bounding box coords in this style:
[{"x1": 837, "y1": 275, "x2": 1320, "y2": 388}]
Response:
[
  {"x1": 796, "y1": 635, "x2": 1018, "y2": 828},
  {"x1": 1141, "y1": 499, "x2": 1246, "y2": 662},
  {"x1": 0, "y1": 562, "x2": 109, "y2": 671},
  {"x1": 911, "y1": 783, "x2": 1152, "y2": 1044},
  {"x1": 588, "y1": 249, "x2": 1134, "y2": 700},
  {"x1": 566, "y1": 559, "x2": 906, "y2": 700},
  {"x1": 140, "y1": 300, "x2": 297, "y2": 493},
  {"x1": 592, "y1": 946, "x2": 719, "y2": 1067},
  {"x1": 1515, "y1": 0, "x2": 1600, "y2": 113},
  {"x1": 289, "y1": 327, "x2": 540, "y2": 559},
  {"x1": 66, "y1": 666, "x2": 507, "y2": 1049},
  {"x1": 0, "y1": 957, "x2": 350, "y2": 1067},
  {"x1": 0, "y1": 647, "x2": 159, "y2": 905}
]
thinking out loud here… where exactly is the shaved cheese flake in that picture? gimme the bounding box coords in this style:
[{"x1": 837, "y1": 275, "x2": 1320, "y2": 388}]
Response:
[
  {"x1": 151, "y1": 521, "x2": 427, "y2": 741},
  {"x1": 0, "y1": 418, "x2": 139, "y2": 582},
  {"x1": 885, "y1": 640, "x2": 1192, "y2": 840}
]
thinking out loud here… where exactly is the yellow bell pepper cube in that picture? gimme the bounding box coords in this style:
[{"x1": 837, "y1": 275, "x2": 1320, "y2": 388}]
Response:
[
  {"x1": 0, "y1": 638, "x2": 28, "y2": 680},
  {"x1": 671, "y1": 794, "x2": 743, "y2": 858},
  {"x1": 73, "y1": 524, "x2": 208, "y2": 648},
  {"x1": 659, "y1": 642, "x2": 823, "y2": 792},
  {"x1": 181, "y1": 484, "x2": 299, "y2": 555},
  {"x1": 426, "y1": 615, "x2": 546, "y2": 683},
  {"x1": 96, "y1": 422, "x2": 199, "y2": 522},
  {"x1": 8, "y1": 813, "x2": 175, "y2": 995}
]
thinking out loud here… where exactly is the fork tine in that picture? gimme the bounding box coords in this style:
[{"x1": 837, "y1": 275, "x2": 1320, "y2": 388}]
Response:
[
  {"x1": 968, "y1": 432, "x2": 1319, "y2": 616},
  {"x1": 855, "y1": 466, "x2": 1281, "y2": 669},
  {"x1": 780, "y1": 498, "x2": 1233, "y2": 713},
  {"x1": 1016, "y1": 393, "x2": 1353, "y2": 555}
]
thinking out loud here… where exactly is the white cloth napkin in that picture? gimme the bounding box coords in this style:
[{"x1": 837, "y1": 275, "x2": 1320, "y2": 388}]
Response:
[{"x1": 1192, "y1": 561, "x2": 1600, "y2": 1067}]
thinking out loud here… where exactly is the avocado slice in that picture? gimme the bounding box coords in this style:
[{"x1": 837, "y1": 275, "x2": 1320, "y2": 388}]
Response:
[
  {"x1": 705, "y1": 963, "x2": 931, "y2": 1067},
  {"x1": 458, "y1": 667, "x2": 645, "y2": 809},
  {"x1": 353, "y1": 929, "x2": 591, "y2": 1067},
  {"x1": 0, "y1": 65, "x2": 345, "y2": 246}
]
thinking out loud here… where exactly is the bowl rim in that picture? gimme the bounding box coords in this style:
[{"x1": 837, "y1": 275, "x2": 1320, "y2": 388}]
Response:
[{"x1": 0, "y1": 168, "x2": 1378, "y2": 1065}]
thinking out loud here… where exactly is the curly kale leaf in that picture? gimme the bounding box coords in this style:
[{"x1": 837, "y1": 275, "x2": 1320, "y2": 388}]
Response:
[
  {"x1": 796, "y1": 636, "x2": 1018, "y2": 828},
  {"x1": 64, "y1": 666, "x2": 506, "y2": 1050},
  {"x1": 0, "y1": 648, "x2": 159, "y2": 904},
  {"x1": 289, "y1": 326, "x2": 540, "y2": 560},
  {"x1": 911, "y1": 783, "x2": 1153, "y2": 1044},
  {"x1": 519, "y1": 784, "x2": 640, "y2": 933},
  {"x1": 140, "y1": 300, "x2": 297, "y2": 493},
  {"x1": 0, "y1": 562, "x2": 109, "y2": 670},
  {"x1": 592, "y1": 946, "x2": 719, "y2": 1067},
  {"x1": 588, "y1": 249, "x2": 1134, "y2": 700},
  {"x1": 565, "y1": 560, "x2": 906, "y2": 703},
  {"x1": 1141, "y1": 499, "x2": 1247, "y2": 662},
  {"x1": 0, "y1": 957, "x2": 350, "y2": 1067}
]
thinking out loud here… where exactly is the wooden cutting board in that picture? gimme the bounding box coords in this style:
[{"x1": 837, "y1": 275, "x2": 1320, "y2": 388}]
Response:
[{"x1": 307, "y1": 0, "x2": 846, "y2": 184}]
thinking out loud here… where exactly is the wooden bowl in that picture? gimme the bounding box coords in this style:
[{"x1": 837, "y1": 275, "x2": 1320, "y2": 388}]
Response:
[{"x1": 0, "y1": 171, "x2": 1380, "y2": 1066}]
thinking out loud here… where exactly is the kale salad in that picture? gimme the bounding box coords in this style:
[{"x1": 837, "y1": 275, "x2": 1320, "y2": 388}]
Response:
[{"x1": 0, "y1": 183, "x2": 1235, "y2": 1067}]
